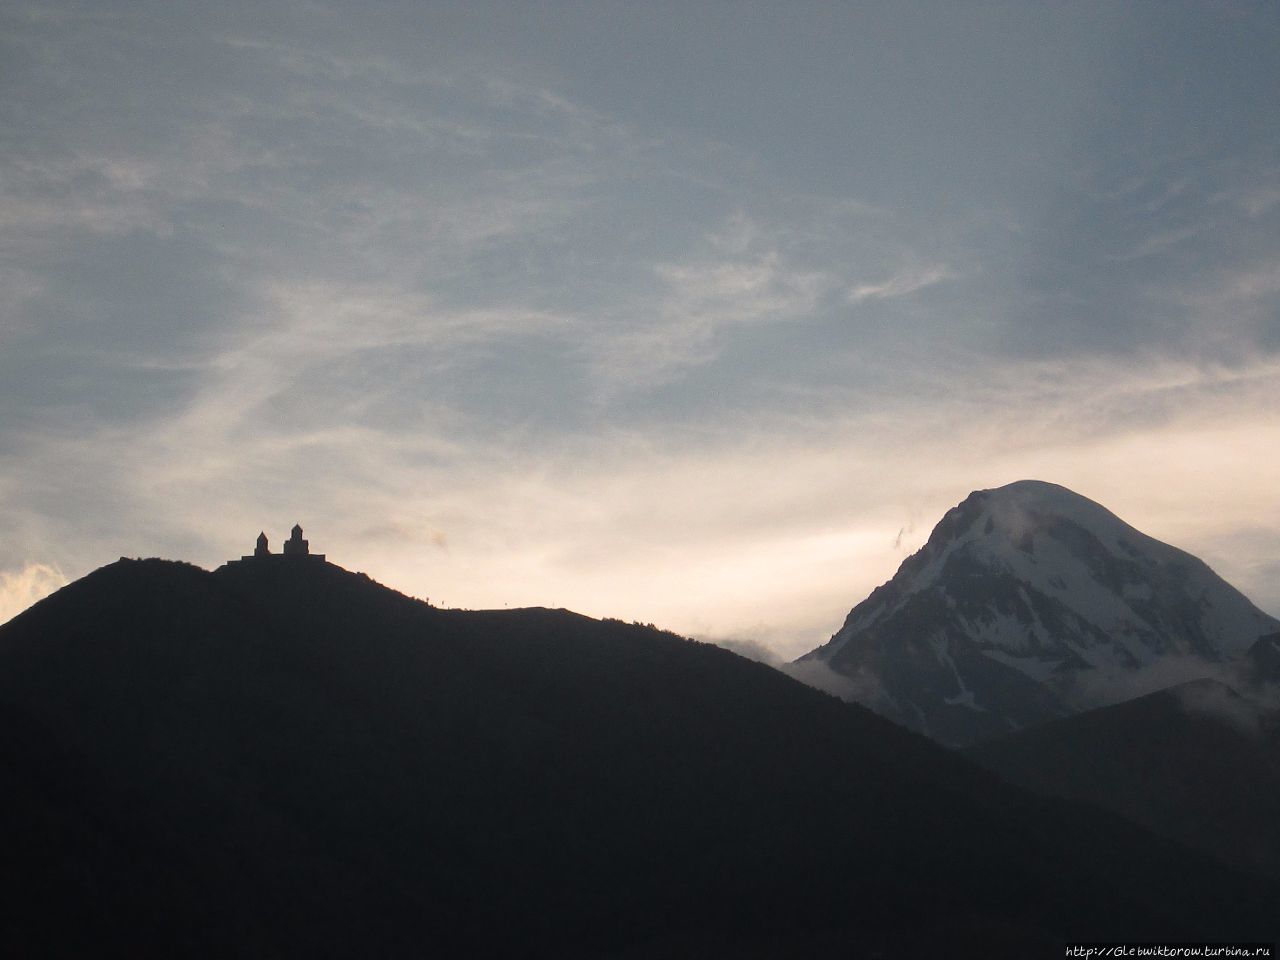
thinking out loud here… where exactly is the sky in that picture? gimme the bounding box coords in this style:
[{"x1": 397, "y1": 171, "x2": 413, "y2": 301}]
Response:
[{"x1": 2, "y1": 1, "x2": 1278, "y2": 657}]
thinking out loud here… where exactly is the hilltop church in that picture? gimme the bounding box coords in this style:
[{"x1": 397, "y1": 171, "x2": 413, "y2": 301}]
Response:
[{"x1": 232, "y1": 524, "x2": 326, "y2": 564}]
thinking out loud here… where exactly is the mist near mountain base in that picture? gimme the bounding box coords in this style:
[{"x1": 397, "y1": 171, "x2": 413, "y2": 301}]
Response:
[
  {"x1": 709, "y1": 635, "x2": 879, "y2": 702},
  {"x1": 1068, "y1": 656, "x2": 1280, "y2": 737}
]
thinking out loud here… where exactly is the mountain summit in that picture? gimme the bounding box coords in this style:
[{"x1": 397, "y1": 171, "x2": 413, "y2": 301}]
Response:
[{"x1": 799, "y1": 480, "x2": 1280, "y2": 746}]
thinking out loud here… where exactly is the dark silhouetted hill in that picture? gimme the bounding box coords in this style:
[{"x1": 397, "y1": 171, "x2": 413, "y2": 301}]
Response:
[{"x1": 1, "y1": 558, "x2": 1276, "y2": 956}]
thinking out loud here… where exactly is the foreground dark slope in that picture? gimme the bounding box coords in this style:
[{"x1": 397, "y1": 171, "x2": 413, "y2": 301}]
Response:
[
  {"x1": 1, "y1": 559, "x2": 1275, "y2": 956},
  {"x1": 968, "y1": 679, "x2": 1280, "y2": 880}
]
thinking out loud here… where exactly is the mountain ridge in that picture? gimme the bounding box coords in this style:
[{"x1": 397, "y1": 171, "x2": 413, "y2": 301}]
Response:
[
  {"x1": 967, "y1": 677, "x2": 1280, "y2": 879},
  {"x1": 3, "y1": 554, "x2": 1276, "y2": 954}
]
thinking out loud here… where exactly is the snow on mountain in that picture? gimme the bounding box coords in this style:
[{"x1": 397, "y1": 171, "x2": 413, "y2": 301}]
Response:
[{"x1": 800, "y1": 480, "x2": 1280, "y2": 746}]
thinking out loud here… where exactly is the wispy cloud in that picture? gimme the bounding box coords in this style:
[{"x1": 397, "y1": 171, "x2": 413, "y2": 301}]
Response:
[
  {"x1": 1113, "y1": 224, "x2": 1204, "y2": 262},
  {"x1": 594, "y1": 242, "x2": 828, "y2": 388},
  {"x1": 848, "y1": 264, "x2": 953, "y2": 302}
]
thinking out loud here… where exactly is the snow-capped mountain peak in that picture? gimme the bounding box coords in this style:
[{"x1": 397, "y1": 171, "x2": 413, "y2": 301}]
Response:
[{"x1": 802, "y1": 480, "x2": 1280, "y2": 746}]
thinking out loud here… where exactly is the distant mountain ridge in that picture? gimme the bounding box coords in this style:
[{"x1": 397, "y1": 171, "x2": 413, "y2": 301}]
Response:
[
  {"x1": 3, "y1": 553, "x2": 1276, "y2": 954},
  {"x1": 799, "y1": 480, "x2": 1280, "y2": 746},
  {"x1": 967, "y1": 678, "x2": 1280, "y2": 879}
]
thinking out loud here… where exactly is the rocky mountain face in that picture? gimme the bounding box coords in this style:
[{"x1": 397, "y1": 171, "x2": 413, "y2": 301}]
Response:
[
  {"x1": 799, "y1": 480, "x2": 1280, "y2": 747},
  {"x1": 3, "y1": 555, "x2": 1276, "y2": 955}
]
